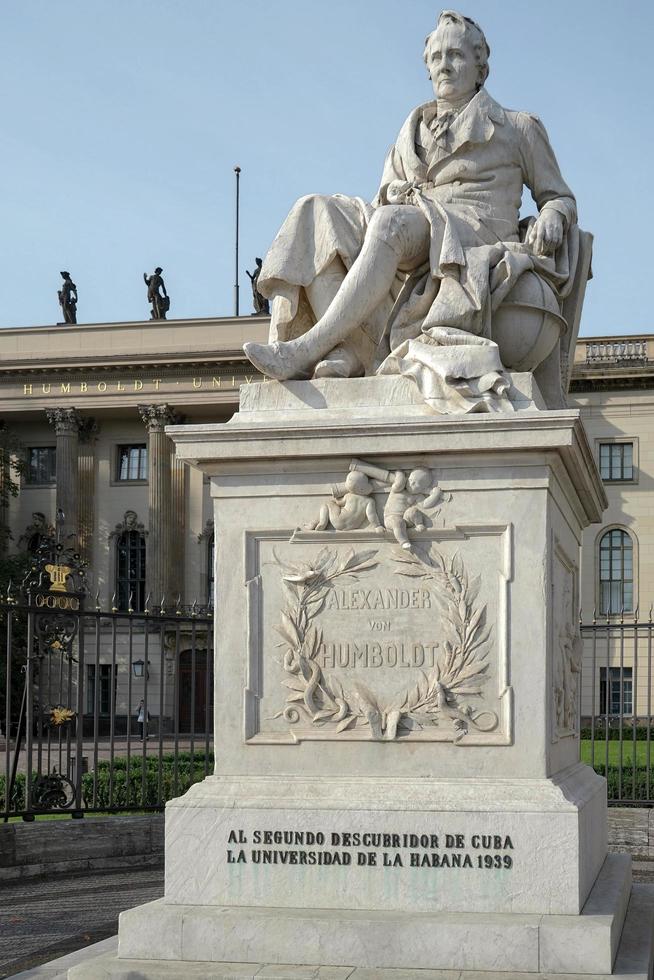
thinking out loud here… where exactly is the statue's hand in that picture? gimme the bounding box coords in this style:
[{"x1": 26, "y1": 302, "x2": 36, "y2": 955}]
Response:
[
  {"x1": 386, "y1": 180, "x2": 414, "y2": 204},
  {"x1": 525, "y1": 209, "x2": 564, "y2": 256}
]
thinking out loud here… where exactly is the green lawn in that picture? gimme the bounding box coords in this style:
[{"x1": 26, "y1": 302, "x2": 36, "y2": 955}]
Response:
[{"x1": 581, "y1": 738, "x2": 654, "y2": 767}]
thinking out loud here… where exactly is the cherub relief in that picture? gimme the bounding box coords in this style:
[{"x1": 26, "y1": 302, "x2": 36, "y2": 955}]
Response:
[{"x1": 304, "y1": 458, "x2": 449, "y2": 548}]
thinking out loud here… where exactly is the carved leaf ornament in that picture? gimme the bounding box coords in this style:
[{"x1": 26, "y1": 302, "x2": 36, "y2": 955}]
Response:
[{"x1": 272, "y1": 546, "x2": 498, "y2": 742}]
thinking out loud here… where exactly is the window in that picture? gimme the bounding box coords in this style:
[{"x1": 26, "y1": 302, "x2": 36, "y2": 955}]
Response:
[
  {"x1": 87, "y1": 664, "x2": 118, "y2": 715},
  {"x1": 116, "y1": 530, "x2": 146, "y2": 611},
  {"x1": 207, "y1": 533, "x2": 215, "y2": 607},
  {"x1": 25, "y1": 446, "x2": 56, "y2": 484},
  {"x1": 117, "y1": 444, "x2": 148, "y2": 481},
  {"x1": 599, "y1": 529, "x2": 633, "y2": 614},
  {"x1": 599, "y1": 443, "x2": 633, "y2": 482},
  {"x1": 599, "y1": 667, "x2": 633, "y2": 716}
]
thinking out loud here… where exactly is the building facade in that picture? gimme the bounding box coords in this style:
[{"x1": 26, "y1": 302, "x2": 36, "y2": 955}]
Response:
[
  {"x1": 0, "y1": 319, "x2": 651, "y2": 729},
  {"x1": 0, "y1": 315, "x2": 268, "y2": 734},
  {"x1": 569, "y1": 334, "x2": 654, "y2": 723}
]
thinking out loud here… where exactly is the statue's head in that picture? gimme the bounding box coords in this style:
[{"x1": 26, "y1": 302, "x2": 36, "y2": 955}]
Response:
[
  {"x1": 345, "y1": 471, "x2": 371, "y2": 495},
  {"x1": 155, "y1": 267, "x2": 163, "y2": 275},
  {"x1": 60, "y1": 270, "x2": 70, "y2": 280},
  {"x1": 424, "y1": 11, "x2": 490, "y2": 101},
  {"x1": 407, "y1": 468, "x2": 433, "y2": 494}
]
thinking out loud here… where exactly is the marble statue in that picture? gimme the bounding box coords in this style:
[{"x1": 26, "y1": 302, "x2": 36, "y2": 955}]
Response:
[
  {"x1": 143, "y1": 267, "x2": 170, "y2": 320},
  {"x1": 246, "y1": 257, "x2": 270, "y2": 315},
  {"x1": 58, "y1": 271, "x2": 77, "y2": 324},
  {"x1": 244, "y1": 11, "x2": 586, "y2": 413}
]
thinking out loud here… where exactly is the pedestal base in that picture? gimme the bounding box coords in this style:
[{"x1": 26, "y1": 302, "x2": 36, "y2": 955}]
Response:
[
  {"x1": 68, "y1": 859, "x2": 654, "y2": 978},
  {"x1": 163, "y1": 767, "x2": 606, "y2": 916}
]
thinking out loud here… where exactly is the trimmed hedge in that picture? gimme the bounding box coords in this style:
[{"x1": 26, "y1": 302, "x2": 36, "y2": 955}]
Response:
[
  {"x1": 580, "y1": 726, "x2": 653, "y2": 741},
  {"x1": 83, "y1": 752, "x2": 214, "y2": 808},
  {"x1": 0, "y1": 752, "x2": 215, "y2": 813},
  {"x1": 0, "y1": 772, "x2": 26, "y2": 811},
  {"x1": 592, "y1": 764, "x2": 653, "y2": 802},
  {"x1": 2, "y1": 757, "x2": 654, "y2": 810}
]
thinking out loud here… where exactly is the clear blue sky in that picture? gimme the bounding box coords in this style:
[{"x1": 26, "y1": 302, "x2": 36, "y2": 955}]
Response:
[{"x1": 1, "y1": 0, "x2": 649, "y2": 337}]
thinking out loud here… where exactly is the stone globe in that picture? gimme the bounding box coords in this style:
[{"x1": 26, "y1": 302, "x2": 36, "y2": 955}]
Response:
[{"x1": 492, "y1": 271, "x2": 567, "y2": 372}]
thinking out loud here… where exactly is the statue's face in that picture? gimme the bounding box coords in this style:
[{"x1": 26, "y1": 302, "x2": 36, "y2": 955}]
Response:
[{"x1": 426, "y1": 23, "x2": 480, "y2": 102}]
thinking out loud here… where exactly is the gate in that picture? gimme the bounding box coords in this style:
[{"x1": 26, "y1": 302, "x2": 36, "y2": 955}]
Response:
[{"x1": 1, "y1": 529, "x2": 214, "y2": 820}]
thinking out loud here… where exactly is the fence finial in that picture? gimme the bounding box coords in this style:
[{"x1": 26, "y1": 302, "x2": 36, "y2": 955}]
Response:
[
  {"x1": 159, "y1": 595, "x2": 166, "y2": 615},
  {"x1": 175, "y1": 594, "x2": 182, "y2": 616},
  {"x1": 95, "y1": 590, "x2": 101, "y2": 612},
  {"x1": 144, "y1": 592, "x2": 151, "y2": 615},
  {"x1": 111, "y1": 591, "x2": 118, "y2": 614}
]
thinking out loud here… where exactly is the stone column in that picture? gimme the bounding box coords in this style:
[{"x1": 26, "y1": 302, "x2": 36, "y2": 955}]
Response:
[
  {"x1": 45, "y1": 407, "x2": 83, "y2": 547},
  {"x1": 171, "y1": 456, "x2": 187, "y2": 601},
  {"x1": 77, "y1": 418, "x2": 98, "y2": 566},
  {"x1": 138, "y1": 404, "x2": 179, "y2": 604}
]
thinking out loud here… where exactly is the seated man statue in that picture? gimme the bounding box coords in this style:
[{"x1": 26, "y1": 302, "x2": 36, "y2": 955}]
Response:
[{"x1": 244, "y1": 10, "x2": 583, "y2": 413}]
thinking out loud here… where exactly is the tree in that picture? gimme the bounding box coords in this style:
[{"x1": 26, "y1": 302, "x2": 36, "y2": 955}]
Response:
[
  {"x1": 0, "y1": 423, "x2": 29, "y2": 734},
  {"x1": 0, "y1": 421, "x2": 26, "y2": 552}
]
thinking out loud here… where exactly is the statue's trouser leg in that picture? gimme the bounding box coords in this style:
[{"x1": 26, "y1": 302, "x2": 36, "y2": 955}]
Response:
[
  {"x1": 244, "y1": 206, "x2": 430, "y2": 380},
  {"x1": 305, "y1": 257, "x2": 347, "y2": 319}
]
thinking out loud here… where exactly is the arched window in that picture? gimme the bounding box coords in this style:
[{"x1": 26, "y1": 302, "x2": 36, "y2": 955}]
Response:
[
  {"x1": 116, "y1": 530, "x2": 146, "y2": 611},
  {"x1": 599, "y1": 529, "x2": 633, "y2": 615}
]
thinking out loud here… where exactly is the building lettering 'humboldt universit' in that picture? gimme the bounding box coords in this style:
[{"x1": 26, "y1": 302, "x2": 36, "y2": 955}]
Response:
[{"x1": 1, "y1": 315, "x2": 650, "y2": 728}]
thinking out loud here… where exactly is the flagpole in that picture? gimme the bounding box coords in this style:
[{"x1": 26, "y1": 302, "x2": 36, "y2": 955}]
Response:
[{"x1": 234, "y1": 166, "x2": 241, "y2": 316}]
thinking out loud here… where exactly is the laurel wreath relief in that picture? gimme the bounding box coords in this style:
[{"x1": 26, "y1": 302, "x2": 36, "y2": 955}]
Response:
[{"x1": 271, "y1": 545, "x2": 498, "y2": 742}]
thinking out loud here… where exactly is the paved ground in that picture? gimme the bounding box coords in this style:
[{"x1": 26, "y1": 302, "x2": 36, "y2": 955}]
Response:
[
  {"x1": 2, "y1": 861, "x2": 654, "y2": 979},
  {"x1": 0, "y1": 865, "x2": 164, "y2": 979}
]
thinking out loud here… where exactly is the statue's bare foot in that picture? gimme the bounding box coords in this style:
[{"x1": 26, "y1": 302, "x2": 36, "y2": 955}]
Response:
[
  {"x1": 313, "y1": 345, "x2": 364, "y2": 379},
  {"x1": 243, "y1": 341, "x2": 311, "y2": 381}
]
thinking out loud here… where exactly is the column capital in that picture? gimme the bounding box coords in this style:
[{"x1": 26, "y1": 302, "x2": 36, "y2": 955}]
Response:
[
  {"x1": 138, "y1": 403, "x2": 180, "y2": 432},
  {"x1": 45, "y1": 407, "x2": 83, "y2": 435}
]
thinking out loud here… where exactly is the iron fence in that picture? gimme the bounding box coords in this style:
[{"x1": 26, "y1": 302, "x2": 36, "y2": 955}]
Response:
[
  {"x1": 1, "y1": 533, "x2": 213, "y2": 821},
  {"x1": 581, "y1": 611, "x2": 654, "y2": 806}
]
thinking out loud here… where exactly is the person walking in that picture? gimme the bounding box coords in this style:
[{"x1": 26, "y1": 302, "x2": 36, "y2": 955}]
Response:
[{"x1": 136, "y1": 699, "x2": 150, "y2": 740}]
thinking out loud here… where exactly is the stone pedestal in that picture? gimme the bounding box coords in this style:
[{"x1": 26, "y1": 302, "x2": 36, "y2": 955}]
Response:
[{"x1": 72, "y1": 378, "x2": 654, "y2": 979}]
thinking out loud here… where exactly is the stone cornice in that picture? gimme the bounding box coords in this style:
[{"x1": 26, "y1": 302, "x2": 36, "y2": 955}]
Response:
[{"x1": 0, "y1": 315, "x2": 270, "y2": 374}]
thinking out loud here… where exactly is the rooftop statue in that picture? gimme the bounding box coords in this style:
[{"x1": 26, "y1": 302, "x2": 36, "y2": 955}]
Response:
[
  {"x1": 58, "y1": 271, "x2": 77, "y2": 325},
  {"x1": 143, "y1": 267, "x2": 170, "y2": 320},
  {"x1": 246, "y1": 257, "x2": 270, "y2": 315},
  {"x1": 244, "y1": 11, "x2": 590, "y2": 413}
]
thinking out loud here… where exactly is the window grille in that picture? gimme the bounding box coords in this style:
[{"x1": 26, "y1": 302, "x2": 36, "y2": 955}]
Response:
[
  {"x1": 116, "y1": 529, "x2": 146, "y2": 611},
  {"x1": 26, "y1": 446, "x2": 56, "y2": 484},
  {"x1": 599, "y1": 666, "x2": 633, "y2": 716},
  {"x1": 599, "y1": 443, "x2": 633, "y2": 482},
  {"x1": 117, "y1": 444, "x2": 148, "y2": 481},
  {"x1": 87, "y1": 664, "x2": 118, "y2": 715},
  {"x1": 599, "y1": 529, "x2": 633, "y2": 614}
]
